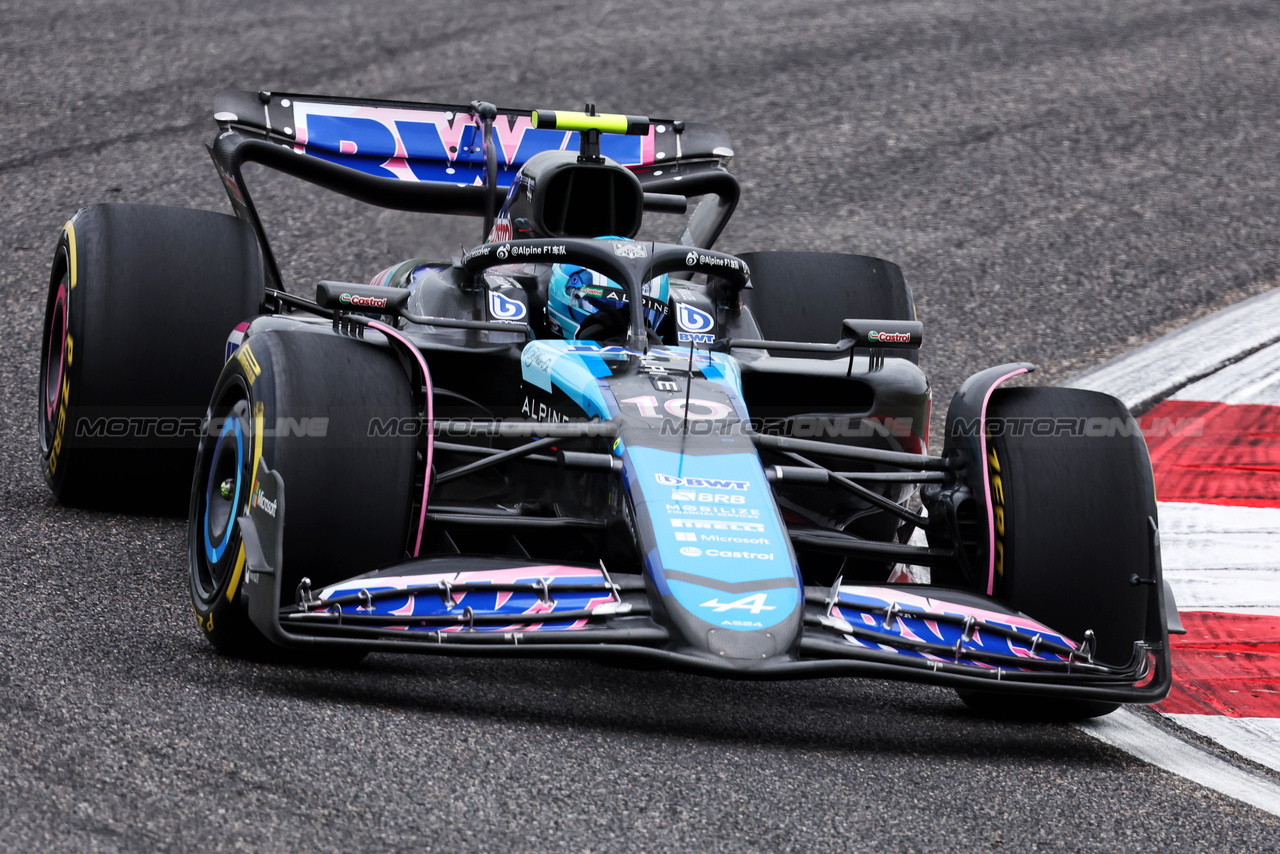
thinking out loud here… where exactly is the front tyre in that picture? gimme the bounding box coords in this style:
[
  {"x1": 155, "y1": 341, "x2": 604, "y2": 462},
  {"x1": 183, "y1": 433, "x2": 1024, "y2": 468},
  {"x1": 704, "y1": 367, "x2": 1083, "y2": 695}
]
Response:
[
  {"x1": 958, "y1": 386, "x2": 1156, "y2": 721},
  {"x1": 189, "y1": 329, "x2": 418, "y2": 659}
]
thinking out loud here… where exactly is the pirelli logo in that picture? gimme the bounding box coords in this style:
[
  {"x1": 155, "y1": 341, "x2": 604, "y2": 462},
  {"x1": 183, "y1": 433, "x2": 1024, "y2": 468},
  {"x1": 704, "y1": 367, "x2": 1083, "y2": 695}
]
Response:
[{"x1": 671, "y1": 519, "x2": 766, "y2": 533}]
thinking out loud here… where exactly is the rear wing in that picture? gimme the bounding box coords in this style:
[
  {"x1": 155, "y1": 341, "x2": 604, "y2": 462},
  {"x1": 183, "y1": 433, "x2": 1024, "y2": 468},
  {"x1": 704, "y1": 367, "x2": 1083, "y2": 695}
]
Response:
[{"x1": 208, "y1": 91, "x2": 740, "y2": 288}]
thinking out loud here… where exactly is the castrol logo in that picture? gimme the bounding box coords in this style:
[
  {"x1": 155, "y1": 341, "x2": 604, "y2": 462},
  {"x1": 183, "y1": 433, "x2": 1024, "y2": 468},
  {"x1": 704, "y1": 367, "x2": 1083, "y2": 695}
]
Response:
[
  {"x1": 340, "y1": 293, "x2": 388, "y2": 309},
  {"x1": 868, "y1": 330, "x2": 912, "y2": 343}
]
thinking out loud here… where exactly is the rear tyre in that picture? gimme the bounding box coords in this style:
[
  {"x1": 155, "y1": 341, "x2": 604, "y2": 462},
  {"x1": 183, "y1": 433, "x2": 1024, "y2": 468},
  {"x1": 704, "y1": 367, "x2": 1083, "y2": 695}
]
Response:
[
  {"x1": 958, "y1": 386, "x2": 1155, "y2": 720},
  {"x1": 738, "y1": 251, "x2": 917, "y2": 361},
  {"x1": 39, "y1": 205, "x2": 264, "y2": 514},
  {"x1": 188, "y1": 329, "x2": 417, "y2": 660}
]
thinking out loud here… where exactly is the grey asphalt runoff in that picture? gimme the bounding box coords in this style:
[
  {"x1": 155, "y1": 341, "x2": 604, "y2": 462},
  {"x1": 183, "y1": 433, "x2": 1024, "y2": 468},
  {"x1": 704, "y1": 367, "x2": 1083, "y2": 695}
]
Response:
[{"x1": 3, "y1": 0, "x2": 1280, "y2": 850}]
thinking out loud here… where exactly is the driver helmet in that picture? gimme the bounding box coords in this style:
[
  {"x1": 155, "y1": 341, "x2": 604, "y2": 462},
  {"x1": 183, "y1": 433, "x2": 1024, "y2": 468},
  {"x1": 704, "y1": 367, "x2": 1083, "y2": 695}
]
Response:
[{"x1": 546, "y1": 236, "x2": 669, "y2": 340}]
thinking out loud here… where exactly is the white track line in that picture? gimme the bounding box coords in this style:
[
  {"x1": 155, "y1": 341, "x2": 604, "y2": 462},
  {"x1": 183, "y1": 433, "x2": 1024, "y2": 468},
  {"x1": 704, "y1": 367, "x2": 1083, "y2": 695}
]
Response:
[
  {"x1": 1165, "y1": 716, "x2": 1280, "y2": 778},
  {"x1": 1066, "y1": 288, "x2": 1280, "y2": 411},
  {"x1": 1078, "y1": 710, "x2": 1280, "y2": 817},
  {"x1": 1172, "y1": 341, "x2": 1280, "y2": 405}
]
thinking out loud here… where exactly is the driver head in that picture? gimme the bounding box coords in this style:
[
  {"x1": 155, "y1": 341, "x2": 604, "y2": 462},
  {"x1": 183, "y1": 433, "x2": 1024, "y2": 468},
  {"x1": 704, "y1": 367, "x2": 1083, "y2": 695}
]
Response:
[{"x1": 546, "y1": 237, "x2": 669, "y2": 340}]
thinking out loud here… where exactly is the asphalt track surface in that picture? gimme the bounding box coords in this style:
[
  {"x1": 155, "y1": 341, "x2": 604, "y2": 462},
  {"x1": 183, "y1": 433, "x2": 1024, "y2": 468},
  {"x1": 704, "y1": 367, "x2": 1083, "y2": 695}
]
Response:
[{"x1": 2, "y1": 0, "x2": 1280, "y2": 849}]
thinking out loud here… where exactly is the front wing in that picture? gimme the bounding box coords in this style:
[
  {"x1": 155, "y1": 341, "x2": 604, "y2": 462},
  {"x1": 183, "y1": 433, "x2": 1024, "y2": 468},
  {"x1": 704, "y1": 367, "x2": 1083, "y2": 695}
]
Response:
[{"x1": 239, "y1": 464, "x2": 1172, "y2": 703}]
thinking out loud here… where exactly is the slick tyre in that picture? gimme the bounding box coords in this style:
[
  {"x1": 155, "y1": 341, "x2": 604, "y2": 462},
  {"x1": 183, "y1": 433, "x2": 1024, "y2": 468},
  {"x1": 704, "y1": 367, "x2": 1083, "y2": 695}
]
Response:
[
  {"x1": 739, "y1": 251, "x2": 917, "y2": 362},
  {"x1": 188, "y1": 329, "x2": 417, "y2": 660},
  {"x1": 958, "y1": 386, "x2": 1156, "y2": 721},
  {"x1": 39, "y1": 205, "x2": 263, "y2": 514}
]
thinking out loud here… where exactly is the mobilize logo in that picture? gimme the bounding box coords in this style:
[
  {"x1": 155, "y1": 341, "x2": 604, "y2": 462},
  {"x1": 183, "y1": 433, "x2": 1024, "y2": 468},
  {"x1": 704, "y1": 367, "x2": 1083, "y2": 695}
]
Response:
[
  {"x1": 340, "y1": 292, "x2": 388, "y2": 309},
  {"x1": 868, "y1": 330, "x2": 912, "y2": 344},
  {"x1": 655, "y1": 473, "x2": 749, "y2": 490}
]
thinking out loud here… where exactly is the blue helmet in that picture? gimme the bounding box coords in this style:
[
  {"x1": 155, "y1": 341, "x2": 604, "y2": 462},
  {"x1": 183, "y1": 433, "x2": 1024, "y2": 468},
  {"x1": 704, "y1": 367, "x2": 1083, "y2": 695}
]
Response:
[{"x1": 546, "y1": 237, "x2": 669, "y2": 340}]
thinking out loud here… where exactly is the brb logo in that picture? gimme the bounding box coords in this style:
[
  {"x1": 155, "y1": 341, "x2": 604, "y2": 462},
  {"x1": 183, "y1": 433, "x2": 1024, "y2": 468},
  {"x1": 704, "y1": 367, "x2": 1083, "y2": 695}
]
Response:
[{"x1": 488, "y1": 291, "x2": 527, "y2": 322}]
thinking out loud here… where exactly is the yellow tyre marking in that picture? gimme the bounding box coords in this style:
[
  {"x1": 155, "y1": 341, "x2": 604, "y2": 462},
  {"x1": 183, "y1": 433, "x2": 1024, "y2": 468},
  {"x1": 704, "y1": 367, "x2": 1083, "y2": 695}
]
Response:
[
  {"x1": 224, "y1": 400, "x2": 266, "y2": 603},
  {"x1": 64, "y1": 220, "x2": 77, "y2": 289},
  {"x1": 988, "y1": 447, "x2": 1006, "y2": 578},
  {"x1": 224, "y1": 545, "x2": 246, "y2": 605}
]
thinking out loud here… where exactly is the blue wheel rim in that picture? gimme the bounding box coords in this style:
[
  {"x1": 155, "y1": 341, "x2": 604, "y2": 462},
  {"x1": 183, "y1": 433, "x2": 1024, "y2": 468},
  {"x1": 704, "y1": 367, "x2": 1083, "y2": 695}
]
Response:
[{"x1": 204, "y1": 415, "x2": 243, "y2": 564}]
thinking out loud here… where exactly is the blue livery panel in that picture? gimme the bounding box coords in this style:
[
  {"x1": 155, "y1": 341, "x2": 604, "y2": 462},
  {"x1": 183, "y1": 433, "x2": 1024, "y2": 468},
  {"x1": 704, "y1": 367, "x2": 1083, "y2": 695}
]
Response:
[{"x1": 624, "y1": 447, "x2": 801, "y2": 632}]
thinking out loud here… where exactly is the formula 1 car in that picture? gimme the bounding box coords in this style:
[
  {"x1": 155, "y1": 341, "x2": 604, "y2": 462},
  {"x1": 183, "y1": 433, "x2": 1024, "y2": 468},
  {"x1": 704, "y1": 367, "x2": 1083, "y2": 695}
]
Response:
[{"x1": 38, "y1": 91, "x2": 1181, "y2": 719}]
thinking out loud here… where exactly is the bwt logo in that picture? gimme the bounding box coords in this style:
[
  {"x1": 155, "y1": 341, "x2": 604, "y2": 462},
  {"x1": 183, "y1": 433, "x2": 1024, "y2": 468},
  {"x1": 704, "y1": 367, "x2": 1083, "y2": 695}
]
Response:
[
  {"x1": 676, "y1": 303, "x2": 714, "y2": 333},
  {"x1": 488, "y1": 291, "x2": 527, "y2": 321},
  {"x1": 655, "y1": 473, "x2": 749, "y2": 490}
]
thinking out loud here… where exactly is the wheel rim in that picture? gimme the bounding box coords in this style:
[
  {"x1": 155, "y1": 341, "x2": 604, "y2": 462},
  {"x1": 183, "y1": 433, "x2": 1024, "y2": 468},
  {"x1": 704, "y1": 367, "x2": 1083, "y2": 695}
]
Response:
[
  {"x1": 39, "y1": 272, "x2": 69, "y2": 453},
  {"x1": 204, "y1": 413, "x2": 244, "y2": 563},
  {"x1": 193, "y1": 391, "x2": 251, "y2": 601}
]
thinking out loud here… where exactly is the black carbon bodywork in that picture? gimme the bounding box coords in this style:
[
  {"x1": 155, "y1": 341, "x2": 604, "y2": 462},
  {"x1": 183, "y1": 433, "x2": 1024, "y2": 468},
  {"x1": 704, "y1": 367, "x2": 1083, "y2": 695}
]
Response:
[{"x1": 191, "y1": 91, "x2": 1170, "y2": 703}]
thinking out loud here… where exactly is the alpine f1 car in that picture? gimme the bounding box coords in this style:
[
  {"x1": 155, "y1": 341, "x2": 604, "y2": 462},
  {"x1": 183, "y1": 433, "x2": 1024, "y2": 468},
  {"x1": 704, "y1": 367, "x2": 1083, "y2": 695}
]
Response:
[{"x1": 38, "y1": 91, "x2": 1182, "y2": 719}]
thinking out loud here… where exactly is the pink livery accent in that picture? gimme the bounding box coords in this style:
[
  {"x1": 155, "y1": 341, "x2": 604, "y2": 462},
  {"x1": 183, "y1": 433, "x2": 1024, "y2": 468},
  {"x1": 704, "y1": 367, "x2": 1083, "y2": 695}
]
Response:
[
  {"x1": 367, "y1": 320, "x2": 434, "y2": 556},
  {"x1": 980, "y1": 367, "x2": 1029, "y2": 595},
  {"x1": 316, "y1": 564, "x2": 606, "y2": 601},
  {"x1": 836, "y1": 584, "x2": 1075, "y2": 644}
]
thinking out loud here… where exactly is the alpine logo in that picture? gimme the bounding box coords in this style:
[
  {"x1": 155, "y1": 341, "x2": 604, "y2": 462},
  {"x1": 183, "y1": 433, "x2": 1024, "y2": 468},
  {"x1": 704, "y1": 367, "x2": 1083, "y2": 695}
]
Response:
[
  {"x1": 612, "y1": 241, "x2": 649, "y2": 259},
  {"x1": 868, "y1": 330, "x2": 913, "y2": 344},
  {"x1": 699, "y1": 593, "x2": 776, "y2": 614},
  {"x1": 488, "y1": 291, "x2": 527, "y2": 321},
  {"x1": 339, "y1": 293, "x2": 388, "y2": 309},
  {"x1": 676, "y1": 304, "x2": 714, "y2": 333}
]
